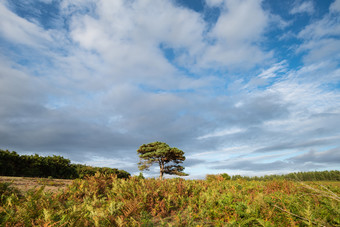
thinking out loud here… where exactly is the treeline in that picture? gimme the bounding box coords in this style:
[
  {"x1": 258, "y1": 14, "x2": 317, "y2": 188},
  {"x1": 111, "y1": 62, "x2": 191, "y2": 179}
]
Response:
[
  {"x1": 207, "y1": 170, "x2": 340, "y2": 181},
  {"x1": 0, "y1": 149, "x2": 130, "y2": 179}
]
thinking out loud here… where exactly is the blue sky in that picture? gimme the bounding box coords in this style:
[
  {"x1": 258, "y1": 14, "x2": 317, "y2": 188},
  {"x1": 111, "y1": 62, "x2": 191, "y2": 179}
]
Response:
[{"x1": 0, "y1": 0, "x2": 339, "y2": 179}]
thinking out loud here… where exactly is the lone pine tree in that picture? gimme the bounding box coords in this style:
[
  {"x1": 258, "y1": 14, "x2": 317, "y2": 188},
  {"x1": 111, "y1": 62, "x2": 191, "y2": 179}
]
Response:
[{"x1": 137, "y1": 141, "x2": 187, "y2": 180}]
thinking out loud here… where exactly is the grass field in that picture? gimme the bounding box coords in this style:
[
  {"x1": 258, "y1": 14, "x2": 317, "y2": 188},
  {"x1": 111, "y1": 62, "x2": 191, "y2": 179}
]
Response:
[
  {"x1": 1, "y1": 174, "x2": 339, "y2": 226},
  {"x1": 0, "y1": 176, "x2": 72, "y2": 192}
]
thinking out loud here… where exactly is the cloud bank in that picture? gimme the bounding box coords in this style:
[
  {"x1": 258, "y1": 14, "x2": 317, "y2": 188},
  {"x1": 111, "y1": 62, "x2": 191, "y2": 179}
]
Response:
[{"x1": 0, "y1": 0, "x2": 339, "y2": 178}]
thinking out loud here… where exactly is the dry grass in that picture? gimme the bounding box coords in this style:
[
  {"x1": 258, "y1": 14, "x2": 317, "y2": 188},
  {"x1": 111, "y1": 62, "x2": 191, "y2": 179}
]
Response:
[
  {"x1": 0, "y1": 176, "x2": 73, "y2": 192},
  {"x1": 1, "y1": 175, "x2": 339, "y2": 226}
]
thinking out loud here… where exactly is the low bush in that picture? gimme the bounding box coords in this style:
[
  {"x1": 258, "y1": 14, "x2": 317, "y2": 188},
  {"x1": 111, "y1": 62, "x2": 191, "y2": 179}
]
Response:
[{"x1": 1, "y1": 175, "x2": 339, "y2": 226}]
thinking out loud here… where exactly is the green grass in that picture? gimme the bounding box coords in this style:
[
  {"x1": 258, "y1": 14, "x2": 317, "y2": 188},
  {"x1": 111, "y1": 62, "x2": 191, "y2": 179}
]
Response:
[{"x1": 0, "y1": 174, "x2": 339, "y2": 226}]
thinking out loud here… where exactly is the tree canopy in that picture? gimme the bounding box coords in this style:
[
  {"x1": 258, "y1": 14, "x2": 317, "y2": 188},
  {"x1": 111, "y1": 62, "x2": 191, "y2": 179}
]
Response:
[
  {"x1": 0, "y1": 149, "x2": 130, "y2": 179},
  {"x1": 137, "y1": 142, "x2": 187, "y2": 180}
]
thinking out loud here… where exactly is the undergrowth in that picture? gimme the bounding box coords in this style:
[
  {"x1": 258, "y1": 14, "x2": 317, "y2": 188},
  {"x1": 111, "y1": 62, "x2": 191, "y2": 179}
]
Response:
[{"x1": 0, "y1": 174, "x2": 339, "y2": 226}]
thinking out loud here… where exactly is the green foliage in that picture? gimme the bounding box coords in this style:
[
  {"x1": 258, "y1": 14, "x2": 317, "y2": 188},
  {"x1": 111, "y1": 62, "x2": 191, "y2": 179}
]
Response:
[
  {"x1": 206, "y1": 173, "x2": 231, "y2": 181},
  {"x1": 137, "y1": 172, "x2": 145, "y2": 179},
  {"x1": 0, "y1": 182, "x2": 22, "y2": 206},
  {"x1": 221, "y1": 173, "x2": 231, "y2": 180},
  {"x1": 1, "y1": 176, "x2": 339, "y2": 226},
  {"x1": 206, "y1": 174, "x2": 221, "y2": 182},
  {"x1": 0, "y1": 149, "x2": 130, "y2": 179},
  {"x1": 71, "y1": 164, "x2": 130, "y2": 179},
  {"x1": 224, "y1": 170, "x2": 340, "y2": 181},
  {"x1": 137, "y1": 141, "x2": 187, "y2": 179},
  {"x1": 0, "y1": 149, "x2": 77, "y2": 179}
]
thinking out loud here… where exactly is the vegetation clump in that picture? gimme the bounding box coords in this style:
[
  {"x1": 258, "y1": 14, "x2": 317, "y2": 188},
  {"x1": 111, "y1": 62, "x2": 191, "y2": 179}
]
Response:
[
  {"x1": 214, "y1": 170, "x2": 340, "y2": 181},
  {"x1": 137, "y1": 142, "x2": 187, "y2": 180},
  {"x1": 0, "y1": 174, "x2": 339, "y2": 226},
  {"x1": 0, "y1": 149, "x2": 130, "y2": 179}
]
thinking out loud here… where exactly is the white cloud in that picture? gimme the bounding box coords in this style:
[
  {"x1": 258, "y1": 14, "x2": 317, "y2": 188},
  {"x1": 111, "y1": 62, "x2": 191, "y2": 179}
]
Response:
[
  {"x1": 299, "y1": 39, "x2": 340, "y2": 63},
  {"x1": 298, "y1": 16, "x2": 340, "y2": 40},
  {"x1": 258, "y1": 63, "x2": 340, "y2": 152},
  {"x1": 211, "y1": 0, "x2": 268, "y2": 43},
  {"x1": 0, "y1": 0, "x2": 339, "y2": 176},
  {"x1": 199, "y1": 0, "x2": 272, "y2": 70},
  {"x1": 272, "y1": 70, "x2": 339, "y2": 115},
  {"x1": 297, "y1": 2, "x2": 340, "y2": 63},
  {"x1": 40, "y1": 0, "x2": 53, "y2": 3},
  {"x1": 330, "y1": 0, "x2": 340, "y2": 13},
  {"x1": 63, "y1": 0, "x2": 208, "y2": 90},
  {"x1": 242, "y1": 61, "x2": 288, "y2": 89},
  {"x1": 0, "y1": 2, "x2": 52, "y2": 47},
  {"x1": 197, "y1": 127, "x2": 245, "y2": 140},
  {"x1": 205, "y1": 0, "x2": 224, "y2": 7},
  {"x1": 62, "y1": 0, "x2": 278, "y2": 74},
  {"x1": 258, "y1": 61, "x2": 287, "y2": 79},
  {"x1": 290, "y1": 1, "x2": 314, "y2": 15}
]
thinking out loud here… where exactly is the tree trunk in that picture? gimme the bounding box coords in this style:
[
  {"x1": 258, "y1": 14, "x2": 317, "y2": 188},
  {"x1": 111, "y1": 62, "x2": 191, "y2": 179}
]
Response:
[{"x1": 159, "y1": 159, "x2": 164, "y2": 180}]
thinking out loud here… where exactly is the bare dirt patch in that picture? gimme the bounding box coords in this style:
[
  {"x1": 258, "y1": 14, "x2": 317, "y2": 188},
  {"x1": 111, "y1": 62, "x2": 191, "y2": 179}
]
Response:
[{"x1": 0, "y1": 176, "x2": 73, "y2": 192}]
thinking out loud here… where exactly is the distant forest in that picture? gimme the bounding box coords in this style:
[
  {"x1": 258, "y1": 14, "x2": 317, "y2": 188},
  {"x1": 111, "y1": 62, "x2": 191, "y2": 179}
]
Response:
[
  {"x1": 208, "y1": 170, "x2": 340, "y2": 181},
  {"x1": 1, "y1": 149, "x2": 339, "y2": 181},
  {"x1": 0, "y1": 149, "x2": 130, "y2": 179}
]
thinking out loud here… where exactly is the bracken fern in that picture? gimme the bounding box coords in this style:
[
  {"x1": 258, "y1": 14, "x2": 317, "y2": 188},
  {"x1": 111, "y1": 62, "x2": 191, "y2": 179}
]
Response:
[{"x1": 0, "y1": 176, "x2": 339, "y2": 226}]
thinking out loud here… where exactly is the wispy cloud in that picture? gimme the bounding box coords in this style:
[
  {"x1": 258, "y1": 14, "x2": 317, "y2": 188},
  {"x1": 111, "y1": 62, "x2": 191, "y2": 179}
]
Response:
[
  {"x1": 297, "y1": 2, "x2": 340, "y2": 63},
  {"x1": 290, "y1": 1, "x2": 314, "y2": 15},
  {"x1": 0, "y1": 2, "x2": 52, "y2": 47},
  {"x1": 0, "y1": 0, "x2": 339, "y2": 177},
  {"x1": 197, "y1": 127, "x2": 245, "y2": 140}
]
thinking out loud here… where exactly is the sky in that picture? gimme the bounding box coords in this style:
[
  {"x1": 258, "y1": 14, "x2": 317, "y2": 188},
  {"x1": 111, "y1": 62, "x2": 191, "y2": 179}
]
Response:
[{"x1": 0, "y1": 0, "x2": 339, "y2": 179}]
